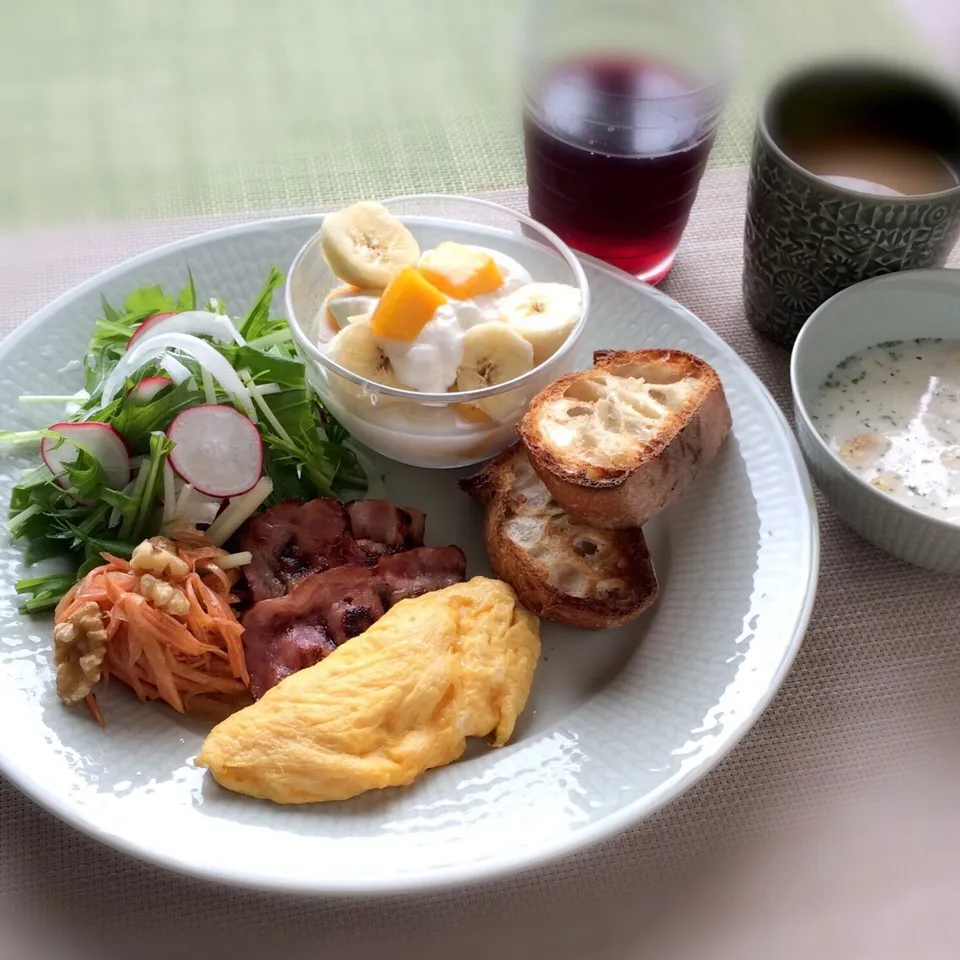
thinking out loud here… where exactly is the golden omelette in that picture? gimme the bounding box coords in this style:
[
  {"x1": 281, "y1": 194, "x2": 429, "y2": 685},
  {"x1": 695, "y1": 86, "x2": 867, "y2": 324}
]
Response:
[{"x1": 197, "y1": 577, "x2": 541, "y2": 803}]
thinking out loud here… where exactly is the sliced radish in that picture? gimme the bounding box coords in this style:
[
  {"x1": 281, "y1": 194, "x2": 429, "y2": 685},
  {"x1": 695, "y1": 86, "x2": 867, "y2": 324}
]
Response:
[
  {"x1": 101, "y1": 333, "x2": 255, "y2": 418},
  {"x1": 167, "y1": 405, "x2": 263, "y2": 498},
  {"x1": 128, "y1": 376, "x2": 174, "y2": 404},
  {"x1": 127, "y1": 312, "x2": 176, "y2": 350},
  {"x1": 40, "y1": 422, "x2": 132, "y2": 492},
  {"x1": 127, "y1": 310, "x2": 244, "y2": 351}
]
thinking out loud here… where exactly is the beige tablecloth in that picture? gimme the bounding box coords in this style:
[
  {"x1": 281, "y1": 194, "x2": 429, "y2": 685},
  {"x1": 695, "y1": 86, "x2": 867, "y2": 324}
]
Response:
[{"x1": 4, "y1": 169, "x2": 960, "y2": 960}]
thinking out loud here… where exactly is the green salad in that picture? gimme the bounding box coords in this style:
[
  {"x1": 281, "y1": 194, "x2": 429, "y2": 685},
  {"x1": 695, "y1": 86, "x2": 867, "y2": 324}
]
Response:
[{"x1": 5, "y1": 268, "x2": 366, "y2": 612}]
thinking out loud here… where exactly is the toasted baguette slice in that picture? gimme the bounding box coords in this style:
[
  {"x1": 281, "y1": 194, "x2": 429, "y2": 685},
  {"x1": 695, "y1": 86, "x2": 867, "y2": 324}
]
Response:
[
  {"x1": 518, "y1": 349, "x2": 731, "y2": 528},
  {"x1": 460, "y1": 444, "x2": 658, "y2": 629}
]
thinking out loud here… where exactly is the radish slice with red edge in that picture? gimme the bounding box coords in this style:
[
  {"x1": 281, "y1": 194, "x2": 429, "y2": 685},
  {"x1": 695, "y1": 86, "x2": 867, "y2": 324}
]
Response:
[
  {"x1": 40, "y1": 422, "x2": 132, "y2": 492},
  {"x1": 167, "y1": 405, "x2": 263, "y2": 498},
  {"x1": 127, "y1": 312, "x2": 175, "y2": 350},
  {"x1": 128, "y1": 376, "x2": 173, "y2": 404}
]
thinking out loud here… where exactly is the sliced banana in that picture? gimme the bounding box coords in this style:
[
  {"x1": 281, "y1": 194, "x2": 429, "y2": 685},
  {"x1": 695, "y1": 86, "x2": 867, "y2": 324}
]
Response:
[
  {"x1": 456, "y1": 321, "x2": 534, "y2": 420},
  {"x1": 321, "y1": 284, "x2": 382, "y2": 333},
  {"x1": 500, "y1": 282, "x2": 581, "y2": 365},
  {"x1": 319, "y1": 202, "x2": 420, "y2": 288},
  {"x1": 327, "y1": 313, "x2": 404, "y2": 403},
  {"x1": 454, "y1": 402, "x2": 496, "y2": 427}
]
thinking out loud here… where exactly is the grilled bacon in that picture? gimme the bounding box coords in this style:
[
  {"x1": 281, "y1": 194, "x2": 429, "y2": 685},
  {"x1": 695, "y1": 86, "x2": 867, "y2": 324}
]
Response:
[
  {"x1": 239, "y1": 499, "x2": 427, "y2": 603},
  {"x1": 241, "y1": 546, "x2": 467, "y2": 698}
]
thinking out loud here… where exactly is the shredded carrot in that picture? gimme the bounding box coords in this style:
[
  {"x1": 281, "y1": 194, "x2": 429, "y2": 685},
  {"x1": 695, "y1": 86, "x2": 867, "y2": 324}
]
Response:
[
  {"x1": 167, "y1": 524, "x2": 221, "y2": 548},
  {"x1": 84, "y1": 692, "x2": 105, "y2": 728},
  {"x1": 56, "y1": 538, "x2": 249, "y2": 723},
  {"x1": 200, "y1": 563, "x2": 233, "y2": 597}
]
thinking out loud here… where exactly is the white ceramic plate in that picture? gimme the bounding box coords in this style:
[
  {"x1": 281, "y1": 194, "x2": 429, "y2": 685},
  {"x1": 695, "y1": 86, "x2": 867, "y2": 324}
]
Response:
[{"x1": 0, "y1": 216, "x2": 818, "y2": 894}]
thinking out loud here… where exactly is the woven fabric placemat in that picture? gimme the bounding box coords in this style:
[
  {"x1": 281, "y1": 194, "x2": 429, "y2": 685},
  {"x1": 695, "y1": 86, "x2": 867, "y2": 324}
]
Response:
[
  {"x1": 0, "y1": 0, "x2": 925, "y2": 227},
  {"x1": 4, "y1": 169, "x2": 960, "y2": 960}
]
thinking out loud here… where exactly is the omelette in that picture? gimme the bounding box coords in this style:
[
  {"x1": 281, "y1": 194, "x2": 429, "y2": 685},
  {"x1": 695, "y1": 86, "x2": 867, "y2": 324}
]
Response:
[{"x1": 197, "y1": 577, "x2": 541, "y2": 803}]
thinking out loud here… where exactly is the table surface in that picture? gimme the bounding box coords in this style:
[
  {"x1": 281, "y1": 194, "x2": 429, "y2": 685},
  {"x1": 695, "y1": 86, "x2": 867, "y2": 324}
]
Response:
[
  {"x1": 5, "y1": 3, "x2": 960, "y2": 960},
  {"x1": 0, "y1": 0, "x2": 932, "y2": 228}
]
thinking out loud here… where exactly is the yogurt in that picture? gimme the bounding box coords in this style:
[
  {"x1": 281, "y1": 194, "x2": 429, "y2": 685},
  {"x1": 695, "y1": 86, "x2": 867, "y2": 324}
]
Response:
[
  {"x1": 321, "y1": 246, "x2": 534, "y2": 395},
  {"x1": 810, "y1": 338, "x2": 960, "y2": 522},
  {"x1": 315, "y1": 239, "x2": 582, "y2": 466},
  {"x1": 374, "y1": 247, "x2": 531, "y2": 393}
]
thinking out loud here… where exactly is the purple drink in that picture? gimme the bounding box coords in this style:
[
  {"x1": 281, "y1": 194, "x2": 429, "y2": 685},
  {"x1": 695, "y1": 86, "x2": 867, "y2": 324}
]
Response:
[
  {"x1": 525, "y1": 59, "x2": 718, "y2": 283},
  {"x1": 522, "y1": 0, "x2": 732, "y2": 284}
]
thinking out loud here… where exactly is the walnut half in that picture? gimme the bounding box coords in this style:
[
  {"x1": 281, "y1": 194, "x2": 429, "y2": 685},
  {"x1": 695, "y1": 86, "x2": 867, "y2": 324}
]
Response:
[
  {"x1": 131, "y1": 537, "x2": 189, "y2": 579},
  {"x1": 139, "y1": 574, "x2": 190, "y2": 617},
  {"x1": 54, "y1": 601, "x2": 108, "y2": 706}
]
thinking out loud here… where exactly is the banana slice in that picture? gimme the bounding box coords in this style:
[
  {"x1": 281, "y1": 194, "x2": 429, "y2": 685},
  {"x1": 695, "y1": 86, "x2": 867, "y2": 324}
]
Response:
[
  {"x1": 500, "y1": 282, "x2": 582, "y2": 365},
  {"x1": 321, "y1": 284, "x2": 382, "y2": 333},
  {"x1": 319, "y1": 202, "x2": 420, "y2": 288},
  {"x1": 456, "y1": 321, "x2": 534, "y2": 420},
  {"x1": 327, "y1": 313, "x2": 404, "y2": 403}
]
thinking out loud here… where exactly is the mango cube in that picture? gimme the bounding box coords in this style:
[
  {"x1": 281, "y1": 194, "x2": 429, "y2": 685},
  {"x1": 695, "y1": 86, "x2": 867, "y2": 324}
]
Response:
[
  {"x1": 370, "y1": 267, "x2": 447, "y2": 341},
  {"x1": 418, "y1": 242, "x2": 504, "y2": 299}
]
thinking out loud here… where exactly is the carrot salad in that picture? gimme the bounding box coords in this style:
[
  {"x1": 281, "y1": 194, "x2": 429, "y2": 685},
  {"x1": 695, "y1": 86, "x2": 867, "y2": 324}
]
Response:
[{"x1": 54, "y1": 541, "x2": 249, "y2": 725}]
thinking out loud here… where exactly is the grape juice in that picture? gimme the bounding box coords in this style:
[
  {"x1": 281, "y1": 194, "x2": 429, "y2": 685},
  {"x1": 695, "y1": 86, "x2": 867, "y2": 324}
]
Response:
[{"x1": 524, "y1": 59, "x2": 718, "y2": 283}]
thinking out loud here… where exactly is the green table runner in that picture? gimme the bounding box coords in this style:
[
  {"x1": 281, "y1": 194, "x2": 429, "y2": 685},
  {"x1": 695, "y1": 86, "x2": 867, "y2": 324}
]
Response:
[{"x1": 1, "y1": 0, "x2": 925, "y2": 225}]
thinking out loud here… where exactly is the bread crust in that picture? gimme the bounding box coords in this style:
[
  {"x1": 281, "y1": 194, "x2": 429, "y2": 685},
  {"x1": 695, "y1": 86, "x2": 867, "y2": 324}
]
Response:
[
  {"x1": 460, "y1": 444, "x2": 658, "y2": 629},
  {"x1": 518, "y1": 349, "x2": 731, "y2": 528}
]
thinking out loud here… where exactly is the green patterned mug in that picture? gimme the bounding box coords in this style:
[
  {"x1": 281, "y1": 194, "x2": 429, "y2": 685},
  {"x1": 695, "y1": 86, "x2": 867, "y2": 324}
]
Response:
[{"x1": 744, "y1": 62, "x2": 960, "y2": 348}]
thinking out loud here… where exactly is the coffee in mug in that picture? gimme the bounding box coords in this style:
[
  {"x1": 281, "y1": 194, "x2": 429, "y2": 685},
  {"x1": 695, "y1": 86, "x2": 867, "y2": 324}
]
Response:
[
  {"x1": 743, "y1": 62, "x2": 960, "y2": 348},
  {"x1": 786, "y1": 132, "x2": 958, "y2": 197}
]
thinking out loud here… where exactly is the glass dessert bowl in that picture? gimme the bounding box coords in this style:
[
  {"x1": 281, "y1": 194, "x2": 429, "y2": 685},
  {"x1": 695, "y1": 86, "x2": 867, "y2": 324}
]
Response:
[{"x1": 285, "y1": 194, "x2": 590, "y2": 469}]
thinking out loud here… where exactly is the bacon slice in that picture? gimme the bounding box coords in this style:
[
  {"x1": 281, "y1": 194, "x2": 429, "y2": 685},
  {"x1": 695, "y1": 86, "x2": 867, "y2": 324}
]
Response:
[
  {"x1": 239, "y1": 499, "x2": 427, "y2": 603},
  {"x1": 241, "y1": 545, "x2": 467, "y2": 698},
  {"x1": 345, "y1": 501, "x2": 426, "y2": 556}
]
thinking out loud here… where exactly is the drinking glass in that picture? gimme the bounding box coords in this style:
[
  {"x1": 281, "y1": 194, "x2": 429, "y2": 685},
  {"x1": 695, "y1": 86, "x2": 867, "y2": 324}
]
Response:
[{"x1": 522, "y1": 0, "x2": 734, "y2": 284}]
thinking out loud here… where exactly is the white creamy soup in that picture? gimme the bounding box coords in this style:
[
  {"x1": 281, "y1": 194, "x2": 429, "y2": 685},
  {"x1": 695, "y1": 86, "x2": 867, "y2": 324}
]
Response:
[{"x1": 810, "y1": 338, "x2": 960, "y2": 522}]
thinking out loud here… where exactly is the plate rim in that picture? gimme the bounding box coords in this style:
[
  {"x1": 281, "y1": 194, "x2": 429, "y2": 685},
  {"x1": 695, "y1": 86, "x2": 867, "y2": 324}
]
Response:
[{"x1": 0, "y1": 214, "x2": 820, "y2": 895}]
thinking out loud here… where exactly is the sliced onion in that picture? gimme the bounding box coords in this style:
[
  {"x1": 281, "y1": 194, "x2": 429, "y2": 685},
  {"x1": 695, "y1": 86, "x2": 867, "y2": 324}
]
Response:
[
  {"x1": 160, "y1": 354, "x2": 192, "y2": 385},
  {"x1": 100, "y1": 333, "x2": 255, "y2": 418},
  {"x1": 64, "y1": 388, "x2": 91, "y2": 417},
  {"x1": 126, "y1": 312, "x2": 175, "y2": 350},
  {"x1": 128, "y1": 310, "x2": 245, "y2": 349}
]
